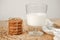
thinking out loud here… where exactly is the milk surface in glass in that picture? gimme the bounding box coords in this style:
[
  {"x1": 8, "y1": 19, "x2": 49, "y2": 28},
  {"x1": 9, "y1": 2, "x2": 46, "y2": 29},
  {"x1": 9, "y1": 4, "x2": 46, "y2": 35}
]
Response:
[{"x1": 27, "y1": 13, "x2": 47, "y2": 26}]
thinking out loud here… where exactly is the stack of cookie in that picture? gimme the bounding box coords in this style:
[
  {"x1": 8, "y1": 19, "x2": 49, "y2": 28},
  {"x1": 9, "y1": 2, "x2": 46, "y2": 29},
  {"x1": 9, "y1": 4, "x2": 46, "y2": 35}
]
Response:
[{"x1": 9, "y1": 18, "x2": 23, "y2": 35}]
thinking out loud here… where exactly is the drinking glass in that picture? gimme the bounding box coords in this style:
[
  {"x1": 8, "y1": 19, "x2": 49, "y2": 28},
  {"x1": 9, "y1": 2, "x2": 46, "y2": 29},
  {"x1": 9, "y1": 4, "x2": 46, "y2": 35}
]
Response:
[{"x1": 26, "y1": 3, "x2": 48, "y2": 36}]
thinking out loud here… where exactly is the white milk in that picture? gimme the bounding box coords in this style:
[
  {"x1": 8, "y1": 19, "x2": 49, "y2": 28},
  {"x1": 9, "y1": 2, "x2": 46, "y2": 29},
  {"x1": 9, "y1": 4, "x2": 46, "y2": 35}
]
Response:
[{"x1": 27, "y1": 13, "x2": 47, "y2": 26}]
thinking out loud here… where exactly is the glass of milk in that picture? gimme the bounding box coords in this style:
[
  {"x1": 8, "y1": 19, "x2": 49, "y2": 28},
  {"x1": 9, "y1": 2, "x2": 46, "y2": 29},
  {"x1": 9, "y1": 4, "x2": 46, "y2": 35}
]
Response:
[{"x1": 26, "y1": 3, "x2": 48, "y2": 36}]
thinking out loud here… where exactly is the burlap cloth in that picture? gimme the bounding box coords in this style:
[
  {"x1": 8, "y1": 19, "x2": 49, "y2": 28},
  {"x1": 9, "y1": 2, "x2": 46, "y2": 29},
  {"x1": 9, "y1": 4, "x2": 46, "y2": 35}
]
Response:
[{"x1": 0, "y1": 20, "x2": 54, "y2": 40}]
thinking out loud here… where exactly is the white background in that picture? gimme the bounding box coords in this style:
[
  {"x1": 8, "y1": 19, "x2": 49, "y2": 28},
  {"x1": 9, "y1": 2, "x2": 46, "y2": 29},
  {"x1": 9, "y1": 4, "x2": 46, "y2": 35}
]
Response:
[{"x1": 0, "y1": 0, "x2": 60, "y2": 20}]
